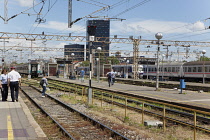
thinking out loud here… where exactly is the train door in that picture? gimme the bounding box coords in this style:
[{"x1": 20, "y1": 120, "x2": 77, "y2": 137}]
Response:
[
  {"x1": 31, "y1": 64, "x2": 38, "y2": 78},
  {"x1": 48, "y1": 63, "x2": 57, "y2": 76}
]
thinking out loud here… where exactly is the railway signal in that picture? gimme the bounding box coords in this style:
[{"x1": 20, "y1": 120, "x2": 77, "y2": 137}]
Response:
[{"x1": 87, "y1": 26, "x2": 97, "y2": 36}]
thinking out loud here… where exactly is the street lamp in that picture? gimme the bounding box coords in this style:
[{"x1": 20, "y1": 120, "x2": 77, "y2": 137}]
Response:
[
  {"x1": 161, "y1": 54, "x2": 165, "y2": 81},
  {"x1": 26, "y1": 38, "x2": 35, "y2": 79},
  {"x1": 71, "y1": 53, "x2": 75, "y2": 77},
  {"x1": 155, "y1": 33, "x2": 163, "y2": 90},
  {"x1": 124, "y1": 58, "x2": 126, "y2": 78},
  {"x1": 28, "y1": 57, "x2": 31, "y2": 79},
  {"x1": 63, "y1": 55, "x2": 68, "y2": 78},
  {"x1": 97, "y1": 47, "x2": 102, "y2": 82},
  {"x1": 202, "y1": 50, "x2": 206, "y2": 84},
  {"x1": 126, "y1": 60, "x2": 129, "y2": 79}
]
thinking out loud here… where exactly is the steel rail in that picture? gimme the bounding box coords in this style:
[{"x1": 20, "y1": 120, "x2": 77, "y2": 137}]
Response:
[
  {"x1": 29, "y1": 85, "x2": 130, "y2": 140},
  {"x1": 46, "y1": 78, "x2": 210, "y2": 134},
  {"x1": 20, "y1": 87, "x2": 76, "y2": 140}
]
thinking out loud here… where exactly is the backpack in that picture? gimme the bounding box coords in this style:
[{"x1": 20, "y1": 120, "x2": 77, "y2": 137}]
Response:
[
  {"x1": 107, "y1": 73, "x2": 112, "y2": 78},
  {"x1": 40, "y1": 79, "x2": 45, "y2": 86}
]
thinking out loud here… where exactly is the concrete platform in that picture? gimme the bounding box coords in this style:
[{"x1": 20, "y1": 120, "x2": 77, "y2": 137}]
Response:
[
  {"x1": 0, "y1": 92, "x2": 46, "y2": 140},
  {"x1": 49, "y1": 76, "x2": 210, "y2": 109}
]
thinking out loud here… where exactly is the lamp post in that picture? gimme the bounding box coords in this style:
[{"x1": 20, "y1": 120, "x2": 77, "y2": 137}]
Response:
[
  {"x1": 28, "y1": 57, "x2": 31, "y2": 79},
  {"x1": 202, "y1": 50, "x2": 206, "y2": 84},
  {"x1": 26, "y1": 38, "x2": 35, "y2": 79},
  {"x1": 155, "y1": 33, "x2": 163, "y2": 90},
  {"x1": 63, "y1": 55, "x2": 68, "y2": 78},
  {"x1": 71, "y1": 53, "x2": 75, "y2": 77},
  {"x1": 97, "y1": 47, "x2": 102, "y2": 82},
  {"x1": 161, "y1": 54, "x2": 165, "y2": 81},
  {"x1": 124, "y1": 58, "x2": 126, "y2": 78}
]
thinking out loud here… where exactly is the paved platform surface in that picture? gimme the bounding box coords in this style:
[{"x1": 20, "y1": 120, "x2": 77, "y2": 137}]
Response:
[
  {"x1": 50, "y1": 76, "x2": 210, "y2": 109},
  {"x1": 0, "y1": 91, "x2": 46, "y2": 140}
]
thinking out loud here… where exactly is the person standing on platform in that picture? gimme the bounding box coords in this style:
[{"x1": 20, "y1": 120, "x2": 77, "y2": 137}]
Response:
[
  {"x1": 40, "y1": 75, "x2": 48, "y2": 97},
  {"x1": 56, "y1": 69, "x2": 60, "y2": 78},
  {"x1": 80, "y1": 69, "x2": 85, "y2": 82},
  {"x1": 7, "y1": 67, "x2": 21, "y2": 102},
  {"x1": 0, "y1": 69, "x2": 8, "y2": 101}
]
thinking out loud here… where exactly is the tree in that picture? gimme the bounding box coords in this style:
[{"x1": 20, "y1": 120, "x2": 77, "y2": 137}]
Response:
[
  {"x1": 80, "y1": 61, "x2": 90, "y2": 67},
  {"x1": 107, "y1": 56, "x2": 120, "y2": 65},
  {"x1": 199, "y1": 56, "x2": 210, "y2": 61}
]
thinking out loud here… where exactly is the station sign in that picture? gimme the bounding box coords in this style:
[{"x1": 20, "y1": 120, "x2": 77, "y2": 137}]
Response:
[
  {"x1": 138, "y1": 58, "x2": 156, "y2": 65},
  {"x1": 57, "y1": 60, "x2": 72, "y2": 64}
]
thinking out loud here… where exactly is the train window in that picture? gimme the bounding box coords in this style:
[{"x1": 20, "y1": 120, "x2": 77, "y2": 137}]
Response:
[
  {"x1": 168, "y1": 67, "x2": 171, "y2": 72},
  {"x1": 183, "y1": 67, "x2": 186, "y2": 72},
  {"x1": 172, "y1": 67, "x2": 175, "y2": 72},
  {"x1": 193, "y1": 67, "x2": 196, "y2": 72},
  {"x1": 177, "y1": 67, "x2": 180, "y2": 72},
  {"x1": 164, "y1": 67, "x2": 167, "y2": 72},
  {"x1": 188, "y1": 67, "x2": 192, "y2": 72},
  {"x1": 198, "y1": 67, "x2": 202, "y2": 72},
  {"x1": 205, "y1": 67, "x2": 208, "y2": 72}
]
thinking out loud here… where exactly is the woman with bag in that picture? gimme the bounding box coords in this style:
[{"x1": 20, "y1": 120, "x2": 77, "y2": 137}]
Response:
[
  {"x1": 40, "y1": 74, "x2": 48, "y2": 97},
  {"x1": 0, "y1": 69, "x2": 8, "y2": 101}
]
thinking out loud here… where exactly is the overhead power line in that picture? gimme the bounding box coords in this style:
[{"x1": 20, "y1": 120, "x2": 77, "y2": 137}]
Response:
[
  {"x1": 112, "y1": 0, "x2": 151, "y2": 18},
  {"x1": 0, "y1": 1, "x2": 44, "y2": 23}
]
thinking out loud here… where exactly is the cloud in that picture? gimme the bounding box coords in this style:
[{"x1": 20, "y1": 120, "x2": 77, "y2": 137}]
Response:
[
  {"x1": 37, "y1": 21, "x2": 86, "y2": 34},
  {"x1": 111, "y1": 19, "x2": 206, "y2": 37},
  {"x1": 15, "y1": 0, "x2": 34, "y2": 7}
]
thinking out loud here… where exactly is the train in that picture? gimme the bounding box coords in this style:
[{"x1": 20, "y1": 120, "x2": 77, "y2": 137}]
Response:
[
  {"x1": 76, "y1": 64, "x2": 144, "y2": 78},
  {"x1": 112, "y1": 64, "x2": 144, "y2": 78},
  {"x1": 15, "y1": 60, "x2": 44, "y2": 78},
  {"x1": 143, "y1": 61, "x2": 210, "y2": 82}
]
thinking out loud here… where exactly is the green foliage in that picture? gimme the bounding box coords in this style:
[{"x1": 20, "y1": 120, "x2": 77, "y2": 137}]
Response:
[
  {"x1": 107, "y1": 56, "x2": 120, "y2": 65},
  {"x1": 80, "y1": 61, "x2": 90, "y2": 66},
  {"x1": 199, "y1": 56, "x2": 210, "y2": 61}
]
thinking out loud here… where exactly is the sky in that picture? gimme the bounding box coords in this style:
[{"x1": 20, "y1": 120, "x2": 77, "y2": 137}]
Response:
[{"x1": 0, "y1": 0, "x2": 210, "y2": 63}]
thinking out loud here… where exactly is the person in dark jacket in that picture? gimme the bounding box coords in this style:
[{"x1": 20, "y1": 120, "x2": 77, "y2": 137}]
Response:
[
  {"x1": 0, "y1": 69, "x2": 8, "y2": 101},
  {"x1": 41, "y1": 75, "x2": 48, "y2": 97}
]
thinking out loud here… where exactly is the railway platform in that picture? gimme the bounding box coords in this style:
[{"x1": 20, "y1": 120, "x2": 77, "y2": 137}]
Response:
[
  {"x1": 49, "y1": 76, "x2": 210, "y2": 109},
  {"x1": 0, "y1": 92, "x2": 46, "y2": 140}
]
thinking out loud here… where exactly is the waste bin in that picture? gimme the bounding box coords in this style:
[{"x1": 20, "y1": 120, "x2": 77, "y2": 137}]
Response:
[
  {"x1": 180, "y1": 79, "x2": 185, "y2": 89},
  {"x1": 180, "y1": 79, "x2": 185, "y2": 94}
]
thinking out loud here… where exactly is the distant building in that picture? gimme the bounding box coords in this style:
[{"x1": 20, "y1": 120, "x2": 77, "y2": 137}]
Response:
[
  {"x1": 86, "y1": 20, "x2": 110, "y2": 60},
  {"x1": 64, "y1": 44, "x2": 84, "y2": 61}
]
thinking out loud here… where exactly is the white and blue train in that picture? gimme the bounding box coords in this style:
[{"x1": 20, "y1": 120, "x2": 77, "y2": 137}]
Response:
[{"x1": 143, "y1": 61, "x2": 210, "y2": 82}]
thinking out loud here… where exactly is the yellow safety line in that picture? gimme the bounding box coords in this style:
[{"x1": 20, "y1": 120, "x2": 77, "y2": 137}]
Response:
[{"x1": 7, "y1": 115, "x2": 14, "y2": 140}]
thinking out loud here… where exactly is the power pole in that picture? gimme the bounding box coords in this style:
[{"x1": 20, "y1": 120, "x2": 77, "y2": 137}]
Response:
[
  {"x1": 132, "y1": 38, "x2": 140, "y2": 79},
  {"x1": 4, "y1": 0, "x2": 8, "y2": 24},
  {"x1": 68, "y1": 0, "x2": 72, "y2": 28},
  {"x1": 0, "y1": 38, "x2": 9, "y2": 69},
  {"x1": 163, "y1": 45, "x2": 171, "y2": 62}
]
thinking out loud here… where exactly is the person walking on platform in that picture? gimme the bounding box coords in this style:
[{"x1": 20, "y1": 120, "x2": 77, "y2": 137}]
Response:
[
  {"x1": 80, "y1": 69, "x2": 85, "y2": 82},
  {"x1": 7, "y1": 67, "x2": 21, "y2": 102},
  {"x1": 40, "y1": 75, "x2": 48, "y2": 97},
  {"x1": 111, "y1": 69, "x2": 117, "y2": 85},
  {"x1": 0, "y1": 69, "x2": 8, "y2": 101},
  {"x1": 107, "y1": 71, "x2": 112, "y2": 87}
]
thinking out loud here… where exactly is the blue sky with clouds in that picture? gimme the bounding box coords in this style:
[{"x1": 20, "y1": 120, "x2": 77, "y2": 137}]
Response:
[{"x1": 0, "y1": 0, "x2": 210, "y2": 62}]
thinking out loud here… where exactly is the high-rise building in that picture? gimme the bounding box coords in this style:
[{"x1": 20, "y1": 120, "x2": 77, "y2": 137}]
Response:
[
  {"x1": 86, "y1": 20, "x2": 110, "y2": 59},
  {"x1": 64, "y1": 44, "x2": 84, "y2": 61}
]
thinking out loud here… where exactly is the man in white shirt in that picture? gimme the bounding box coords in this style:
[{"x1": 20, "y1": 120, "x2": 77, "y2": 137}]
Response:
[{"x1": 7, "y1": 67, "x2": 21, "y2": 102}]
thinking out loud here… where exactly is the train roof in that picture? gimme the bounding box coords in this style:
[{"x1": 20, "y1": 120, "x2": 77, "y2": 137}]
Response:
[{"x1": 183, "y1": 61, "x2": 210, "y2": 66}]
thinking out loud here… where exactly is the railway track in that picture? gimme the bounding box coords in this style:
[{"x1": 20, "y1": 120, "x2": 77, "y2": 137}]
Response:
[
  {"x1": 22, "y1": 78, "x2": 210, "y2": 139},
  {"x1": 20, "y1": 85, "x2": 129, "y2": 140},
  {"x1": 43, "y1": 79, "x2": 210, "y2": 133}
]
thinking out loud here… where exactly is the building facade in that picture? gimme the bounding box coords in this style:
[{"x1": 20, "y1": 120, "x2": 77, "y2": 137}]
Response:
[
  {"x1": 64, "y1": 44, "x2": 84, "y2": 61},
  {"x1": 86, "y1": 20, "x2": 110, "y2": 60}
]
